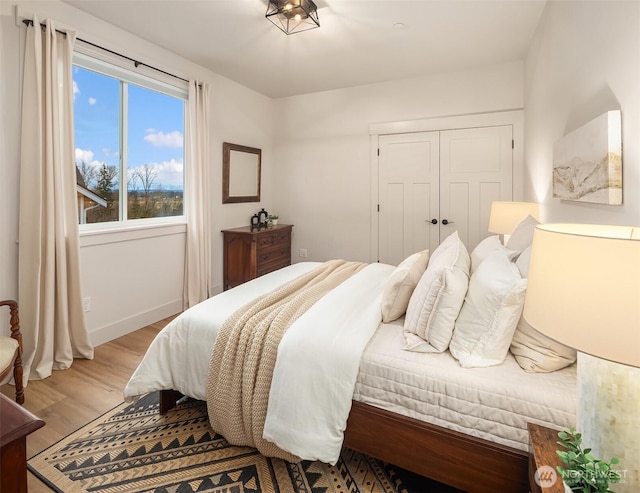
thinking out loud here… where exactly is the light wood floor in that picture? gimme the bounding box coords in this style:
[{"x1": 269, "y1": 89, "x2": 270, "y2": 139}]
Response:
[{"x1": 0, "y1": 315, "x2": 174, "y2": 493}]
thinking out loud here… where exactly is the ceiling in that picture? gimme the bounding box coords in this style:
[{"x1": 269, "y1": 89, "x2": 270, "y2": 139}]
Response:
[{"x1": 61, "y1": 0, "x2": 548, "y2": 99}]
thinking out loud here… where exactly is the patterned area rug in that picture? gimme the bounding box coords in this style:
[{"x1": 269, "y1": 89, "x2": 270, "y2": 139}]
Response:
[{"x1": 28, "y1": 392, "x2": 460, "y2": 493}]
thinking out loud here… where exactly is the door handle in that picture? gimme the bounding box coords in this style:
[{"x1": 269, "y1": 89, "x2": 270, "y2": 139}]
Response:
[
  {"x1": 429, "y1": 219, "x2": 438, "y2": 225},
  {"x1": 442, "y1": 219, "x2": 454, "y2": 225}
]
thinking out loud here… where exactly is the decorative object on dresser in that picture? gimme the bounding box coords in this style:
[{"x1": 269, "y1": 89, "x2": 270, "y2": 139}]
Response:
[
  {"x1": 0, "y1": 392, "x2": 45, "y2": 493},
  {"x1": 552, "y1": 110, "x2": 622, "y2": 205},
  {"x1": 222, "y1": 224, "x2": 293, "y2": 290},
  {"x1": 222, "y1": 142, "x2": 261, "y2": 204},
  {"x1": 250, "y1": 208, "x2": 270, "y2": 230},
  {"x1": 524, "y1": 223, "x2": 639, "y2": 493}
]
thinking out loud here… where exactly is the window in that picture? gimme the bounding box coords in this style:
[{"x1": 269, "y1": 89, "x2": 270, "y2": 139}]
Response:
[{"x1": 73, "y1": 51, "x2": 186, "y2": 226}]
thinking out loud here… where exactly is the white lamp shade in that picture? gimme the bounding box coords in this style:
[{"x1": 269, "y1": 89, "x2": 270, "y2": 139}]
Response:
[
  {"x1": 488, "y1": 201, "x2": 540, "y2": 235},
  {"x1": 523, "y1": 224, "x2": 640, "y2": 368}
]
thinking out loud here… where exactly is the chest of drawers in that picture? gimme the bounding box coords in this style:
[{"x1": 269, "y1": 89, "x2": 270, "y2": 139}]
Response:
[{"x1": 222, "y1": 224, "x2": 293, "y2": 290}]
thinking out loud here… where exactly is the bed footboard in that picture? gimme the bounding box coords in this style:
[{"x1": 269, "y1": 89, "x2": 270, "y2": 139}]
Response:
[
  {"x1": 158, "y1": 391, "x2": 528, "y2": 492},
  {"x1": 343, "y1": 401, "x2": 529, "y2": 493}
]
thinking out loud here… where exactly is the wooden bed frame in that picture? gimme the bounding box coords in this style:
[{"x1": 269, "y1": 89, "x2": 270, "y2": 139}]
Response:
[{"x1": 159, "y1": 390, "x2": 529, "y2": 493}]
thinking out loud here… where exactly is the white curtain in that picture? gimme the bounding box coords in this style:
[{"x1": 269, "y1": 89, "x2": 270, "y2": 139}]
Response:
[
  {"x1": 19, "y1": 17, "x2": 94, "y2": 381},
  {"x1": 183, "y1": 81, "x2": 212, "y2": 309}
]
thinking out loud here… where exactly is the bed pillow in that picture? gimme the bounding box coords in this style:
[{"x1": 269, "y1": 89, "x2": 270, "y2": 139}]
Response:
[
  {"x1": 470, "y1": 235, "x2": 517, "y2": 274},
  {"x1": 449, "y1": 250, "x2": 527, "y2": 368},
  {"x1": 515, "y1": 245, "x2": 532, "y2": 278},
  {"x1": 381, "y1": 249, "x2": 430, "y2": 322},
  {"x1": 403, "y1": 231, "x2": 470, "y2": 353},
  {"x1": 506, "y1": 214, "x2": 539, "y2": 253},
  {"x1": 510, "y1": 318, "x2": 577, "y2": 373},
  {"x1": 509, "y1": 242, "x2": 577, "y2": 372}
]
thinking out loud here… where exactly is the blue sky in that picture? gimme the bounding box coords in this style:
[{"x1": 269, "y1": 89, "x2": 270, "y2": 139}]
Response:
[{"x1": 73, "y1": 66, "x2": 185, "y2": 191}]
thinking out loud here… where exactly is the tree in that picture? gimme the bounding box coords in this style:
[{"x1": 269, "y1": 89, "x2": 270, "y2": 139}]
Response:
[
  {"x1": 77, "y1": 161, "x2": 98, "y2": 190},
  {"x1": 132, "y1": 164, "x2": 158, "y2": 218},
  {"x1": 85, "y1": 163, "x2": 118, "y2": 223},
  {"x1": 134, "y1": 164, "x2": 158, "y2": 197},
  {"x1": 96, "y1": 164, "x2": 117, "y2": 201}
]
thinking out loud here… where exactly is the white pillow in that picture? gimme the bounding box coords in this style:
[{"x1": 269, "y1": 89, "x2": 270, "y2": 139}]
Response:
[
  {"x1": 381, "y1": 250, "x2": 430, "y2": 323},
  {"x1": 506, "y1": 214, "x2": 539, "y2": 253},
  {"x1": 515, "y1": 245, "x2": 532, "y2": 278},
  {"x1": 508, "y1": 242, "x2": 576, "y2": 372},
  {"x1": 450, "y1": 250, "x2": 527, "y2": 368},
  {"x1": 510, "y1": 318, "x2": 577, "y2": 373},
  {"x1": 470, "y1": 235, "x2": 517, "y2": 274},
  {"x1": 403, "y1": 232, "x2": 470, "y2": 353}
]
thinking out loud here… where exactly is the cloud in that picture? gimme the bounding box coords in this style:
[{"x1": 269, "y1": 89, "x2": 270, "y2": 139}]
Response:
[
  {"x1": 75, "y1": 148, "x2": 95, "y2": 165},
  {"x1": 88, "y1": 97, "x2": 97, "y2": 105},
  {"x1": 73, "y1": 80, "x2": 80, "y2": 100},
  {"x1": 101, "y1": 147, "x2": 118, "y2": 158},
  {"x1": 144, "y1": 130, "x2": 183, "y2": 148}
]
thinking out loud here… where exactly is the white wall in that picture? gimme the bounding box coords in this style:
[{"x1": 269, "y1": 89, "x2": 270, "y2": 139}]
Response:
[
  {"x1": 273, "y1": 62, "x2": 524, "y2": 264},
  {"x1": 0, "y1": 1, "x2": 276, "y2": 343},
  {"x1": 524, "y1": 0, "x2": 640, "y2": 226}
]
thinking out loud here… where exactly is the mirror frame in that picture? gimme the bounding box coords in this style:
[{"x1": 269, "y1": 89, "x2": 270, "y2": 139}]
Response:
[{"x1": 222, "y1": 142, "x2": 262, "y2": 203}]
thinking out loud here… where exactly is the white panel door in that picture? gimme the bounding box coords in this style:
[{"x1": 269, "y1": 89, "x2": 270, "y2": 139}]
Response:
[
  {"x1": 378, "y1": 132, "x2": 439, "y2": 266},
  {"x1": 439, "y1": 125, "x2": 513, "y2": 251}
]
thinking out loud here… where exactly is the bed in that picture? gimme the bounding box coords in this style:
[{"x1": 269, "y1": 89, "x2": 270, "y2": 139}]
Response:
[{"x1": 124, "y1": 234, "x2": 577, "y2": 493}]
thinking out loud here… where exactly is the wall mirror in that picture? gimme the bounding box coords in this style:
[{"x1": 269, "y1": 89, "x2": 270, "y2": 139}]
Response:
[{"x1": 222, "y1": 142, "x2": 261, "y2": 203}]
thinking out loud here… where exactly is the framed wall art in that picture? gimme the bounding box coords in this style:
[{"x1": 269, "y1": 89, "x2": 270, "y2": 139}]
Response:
[{"x1": 552, "y1": 110, "x2": 622, "y2": 205}]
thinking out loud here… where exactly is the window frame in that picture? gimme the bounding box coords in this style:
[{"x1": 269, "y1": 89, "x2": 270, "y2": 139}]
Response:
[{"x1": 73, "y1": 48, "x2": 188, "y2": 234}]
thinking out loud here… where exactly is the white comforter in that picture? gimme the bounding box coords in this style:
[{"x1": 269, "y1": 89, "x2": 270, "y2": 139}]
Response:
[{"x1": 124, "y1": 261, "x2": 395, "y2": 464}]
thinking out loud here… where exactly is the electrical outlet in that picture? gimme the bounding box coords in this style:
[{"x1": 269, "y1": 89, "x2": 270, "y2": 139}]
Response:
[
  {"x1": 299, "y1": 248, "x2": 308, "y2": 258},
  {"x1": 82, "y1": 297, "x2": 91, "y2": 312}
]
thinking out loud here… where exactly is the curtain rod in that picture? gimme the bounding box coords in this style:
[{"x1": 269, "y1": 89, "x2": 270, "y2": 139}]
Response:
[{"x1": 22, "y1": 19, "x2": 189, "y2": 84}]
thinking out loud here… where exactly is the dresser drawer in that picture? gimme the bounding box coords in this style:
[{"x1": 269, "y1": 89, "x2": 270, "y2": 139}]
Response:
[
  {"x1": 257, "y1": 229, "x2": 291, "y2": 251},
  {"x1": 257, "y1": 257, "x2": 291, "y2": 277},
  {"x1": 257, "y1": 245, "x2": 291, "y2": 268}
]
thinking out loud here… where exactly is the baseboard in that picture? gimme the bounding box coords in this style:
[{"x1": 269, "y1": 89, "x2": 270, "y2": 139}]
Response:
[{"x1": 89, "y1": 299, "x2": 183, "y2": 347}]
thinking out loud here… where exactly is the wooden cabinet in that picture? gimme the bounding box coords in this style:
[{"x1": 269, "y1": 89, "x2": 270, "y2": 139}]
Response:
[
  {"x1": 222, "y1": 224, "x2": 293, "y2": 290},
  {"x1": 0, "y1": 393, "x2": 45, "y2": 493}
]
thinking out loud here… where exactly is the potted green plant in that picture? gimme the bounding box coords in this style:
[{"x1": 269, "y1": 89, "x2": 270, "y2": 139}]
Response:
[
  {"x1": 268, "y1": 214, "x2": 279, "y2": 226},
  {"x1": 556, "y1": 428, "x2": 621, "y2": 493}
]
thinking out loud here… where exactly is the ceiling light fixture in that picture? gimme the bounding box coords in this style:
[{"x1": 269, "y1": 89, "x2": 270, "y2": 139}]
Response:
[{"x1": 266, "y1": 0, "x2": 320, "y2": 35}]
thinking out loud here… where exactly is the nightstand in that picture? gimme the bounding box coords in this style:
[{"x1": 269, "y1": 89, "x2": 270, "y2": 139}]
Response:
[
  {"x1": 528, "y1": 422, "x2": 566, "y2": 493},
  {"x1": 0, "y1": 393, "x2": 45, "y2": 492},
  {"x1": 222, "y1": 224, "x2": 293, "y2": 290}
]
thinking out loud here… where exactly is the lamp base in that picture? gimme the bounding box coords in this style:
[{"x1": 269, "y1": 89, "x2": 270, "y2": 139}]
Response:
[{"x1": 577, "y1": 353, "x2": 639, "y2": 492}]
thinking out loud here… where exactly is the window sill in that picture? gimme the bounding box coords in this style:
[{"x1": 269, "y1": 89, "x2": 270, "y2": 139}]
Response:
[{"x1": 79, "y1": 221, "x2": 187, "y2": 247}]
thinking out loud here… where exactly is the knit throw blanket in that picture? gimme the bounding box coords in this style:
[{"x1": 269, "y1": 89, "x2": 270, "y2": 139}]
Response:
[{"x1": 206, "y1": 260, "x2": 366, "y2": 462}]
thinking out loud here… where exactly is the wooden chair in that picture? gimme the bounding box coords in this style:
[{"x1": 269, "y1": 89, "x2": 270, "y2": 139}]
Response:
[{"x1": 0, "y1": 300, "x2": 24, "y2": 404}]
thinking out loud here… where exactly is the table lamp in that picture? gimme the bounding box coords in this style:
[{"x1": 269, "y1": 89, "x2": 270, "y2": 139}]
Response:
[
  {"x1": 488, "y1": 201, "x2": 540, "y2": 243},
  {"x1": 523, "y1": 223, "x2": 639, "y2": 493}
]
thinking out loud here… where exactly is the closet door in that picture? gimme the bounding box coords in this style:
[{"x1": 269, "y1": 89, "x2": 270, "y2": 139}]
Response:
[
  {"x1": 439, "y1": 125, "x2": 513, "y2": 251},
  {"x1": 378, "y1": 132, "x2": 440, "y2": 266},
  {"x1": 377, "y1": 124, "x2": 514, "y2": 263}
]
